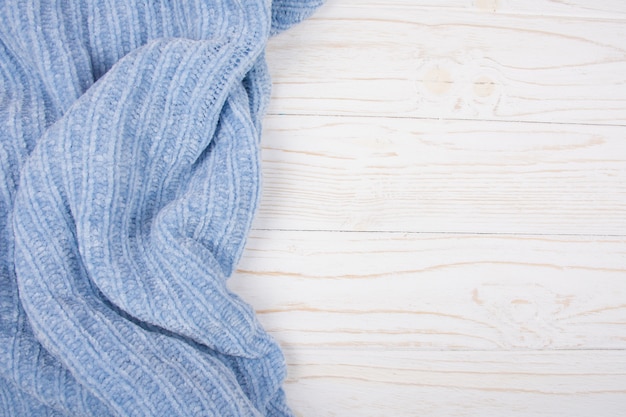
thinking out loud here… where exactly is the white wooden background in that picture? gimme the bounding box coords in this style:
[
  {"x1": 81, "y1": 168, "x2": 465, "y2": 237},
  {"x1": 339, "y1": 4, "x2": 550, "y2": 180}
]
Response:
[{"x1": 229, "y1": 1, "x2": 626, "y2": 415}]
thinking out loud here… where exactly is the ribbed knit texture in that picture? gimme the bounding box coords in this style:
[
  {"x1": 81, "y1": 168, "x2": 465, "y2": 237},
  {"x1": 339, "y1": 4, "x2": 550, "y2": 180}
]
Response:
[{"x1": 0, "y1": 1, "x2": 322, "y2": 416}]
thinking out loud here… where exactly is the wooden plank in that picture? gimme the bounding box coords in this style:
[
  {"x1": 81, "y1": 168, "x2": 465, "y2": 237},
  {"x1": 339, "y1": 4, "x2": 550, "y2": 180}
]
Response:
[
  {"x1": 317, "y1": 0, "x2": 626, "y2": 19},
  {"x1": 255, "y1": 116, "x2": 626, "y2": 235},
  {"x1": 266, "y1": 4, "x2": 626, "y2": 124},
  {"x1": 282, "y1": 348, "x2": 626, "y2": 417},
  {"x1": 230, "y1": 230, "x2": 626, "y2": 350}
]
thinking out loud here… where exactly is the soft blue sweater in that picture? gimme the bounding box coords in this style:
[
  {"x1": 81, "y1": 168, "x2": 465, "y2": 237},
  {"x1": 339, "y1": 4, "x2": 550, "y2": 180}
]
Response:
[{"x1": 0, "y1": 1, "x2": 322, "y2": 415}]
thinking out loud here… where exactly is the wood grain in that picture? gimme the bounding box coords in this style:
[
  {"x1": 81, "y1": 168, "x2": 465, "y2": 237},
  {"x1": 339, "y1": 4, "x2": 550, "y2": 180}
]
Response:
[
  {"x1": 254, "y1": 115, "x2": 626, "y2": 235},
  {"x1": 253, "y1": 1, "x2": 626, "y2": 414},
  {"x1": 266, "y1": 5, "x2": 626, "y2": 124},
  {"x1": 230, "y1": 229, "x2": 626, "y2": 350},
  {"x1": 283, "y1": 349, "x2": 626, "y2": 417}
]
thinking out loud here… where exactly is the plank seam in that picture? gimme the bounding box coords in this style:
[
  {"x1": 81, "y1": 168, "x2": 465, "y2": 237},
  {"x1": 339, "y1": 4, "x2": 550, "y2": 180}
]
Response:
[
  {"x1": 251, "y1": 228, "x2": 626, "y2": 239},
  {"x1": 265, "y1": 112, "x2": 626, "y2": 129}
]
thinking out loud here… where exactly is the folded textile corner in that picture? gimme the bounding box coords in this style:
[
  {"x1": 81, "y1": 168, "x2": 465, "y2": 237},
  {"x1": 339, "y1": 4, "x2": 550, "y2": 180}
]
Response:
[{"x1": 0, "y1": 1, "x2": 323, "y2": 416}]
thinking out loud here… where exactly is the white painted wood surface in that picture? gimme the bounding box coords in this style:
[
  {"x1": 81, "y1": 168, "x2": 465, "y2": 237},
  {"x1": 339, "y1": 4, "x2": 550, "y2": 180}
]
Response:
[
  {"x1": 266, "y1": 4, "x2": 626, "y2": 124},
  {"x1": 282, "y1": 349, "x2": 626, "y2": 417},
  {"x1": 232, "y1": 1, "x2": 626, "y2": 415},
  {"x1": 255, "y1": 116, "x2": 626, "y2": 235},
  {"x1": 230, "y1": 230, "x2": 626, "y2": 350}
]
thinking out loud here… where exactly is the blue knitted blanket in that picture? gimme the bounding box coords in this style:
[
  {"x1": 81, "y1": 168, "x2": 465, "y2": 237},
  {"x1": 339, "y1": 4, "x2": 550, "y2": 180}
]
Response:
[{"x1": 0, "y1": 1, "x2": 321, "y2": 415}]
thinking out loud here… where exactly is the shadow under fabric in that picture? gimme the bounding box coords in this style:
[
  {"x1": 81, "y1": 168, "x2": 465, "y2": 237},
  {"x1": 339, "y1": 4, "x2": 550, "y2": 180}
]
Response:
[{"x1": 0, "y1": 1, "x2": 323, "y2": 415}]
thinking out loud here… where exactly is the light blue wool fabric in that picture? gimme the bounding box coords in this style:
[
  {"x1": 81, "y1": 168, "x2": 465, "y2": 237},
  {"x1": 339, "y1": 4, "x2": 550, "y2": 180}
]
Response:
[{"x1": 0, "y1": 1, "x2": 322, "y2": 416}]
